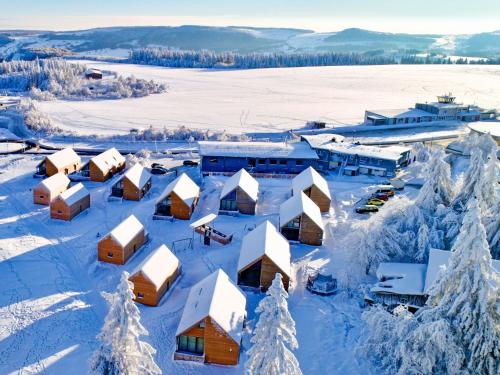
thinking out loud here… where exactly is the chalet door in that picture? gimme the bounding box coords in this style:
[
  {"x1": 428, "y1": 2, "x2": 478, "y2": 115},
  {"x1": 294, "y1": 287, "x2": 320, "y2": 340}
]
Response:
[
  {"x1": 238, "y1": 260, "x2": 262, "y2": 288},
  {"x1": 156, "y1": 203, "x2": 171, "y2": 216},
  {"x1": 112, "y1": 180, "x2": 124, "y2": 197}
]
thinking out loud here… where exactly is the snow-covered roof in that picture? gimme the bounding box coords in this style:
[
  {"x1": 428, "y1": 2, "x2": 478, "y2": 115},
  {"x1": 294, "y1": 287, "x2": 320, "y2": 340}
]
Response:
[
  {"x1": 131, "y1": 244, "x2": 179, "y2": 290},
  {"x1": 123, "y1": 164, "x2": 151, "y2": 189},
  {"x1": 300, "y1": 134, "x2": 345, "y2": 148},
  {"x1": 198, "y1": 140, "x2": 319, "y2": 160},
  {"x1": 292, "y1": 166, "x2": 331, "y2": 200},
  {"x1": 85, "y1": 68, "x2": 102, "y2": 75},
  {"x1": 372, "y1": 262, "x2": 427, "y2": 296},
  {"x1": 190, "y1": 213, "x2": 217, "y2": 228},
  {"x1": 37, "y1": 172, "x2": 70, "y2": 193},
  {"x1": 57, "y1": 183, "x2": 89, "y2": 206},
  {"x1": 220, "y1": 169, "x2": 259, "y2": 202},
  {"x1": 91, "y1": 148, "x2": 125, "y2": 173},
  {"x1": 366, "y1": 108, "x2": 436, "y2": 119},
  {"x1": 468, "y1": 121, "x2": 500, "y2": 139},
  {"x1": 156, "y1": 173, "x2": 199, "y2": 206},
  {"x1": 237, "y1": 221, "x2": 291, "y2": 277},
  {"x1": 176, "y1": 269, "x2": 246, "y2": 343},
  {"x1": 279, "y1": 191, "x2": 324, "y2": 230},
  {"x1": 46, "y1": 148, "x2": 80, "y2": 170},
  {"x1": 109, "y1": 215, "x2": 144, "y2": 248}
]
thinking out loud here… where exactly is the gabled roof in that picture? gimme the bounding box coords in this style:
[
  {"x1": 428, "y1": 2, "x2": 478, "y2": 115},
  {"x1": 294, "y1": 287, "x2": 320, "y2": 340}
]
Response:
[
  {"x1": 108, "y1": 215, "x2": 144, "y2": 248},
  {"x1": 91, "y1": 148, "x2": 125, "y2": 173},
  {"x1": 176, "y1": 269, "x2": 246, "y2": 343},
  {"x1": 292, "y1": 166, "x2": 331, "y2": 200},
  {"x1": 57, "y1": 183, "x2": 89, "y2": 206},
  {"x1": 220, "y1": 169, "x2": 259, "y2": 202},
  {"x1": 123, "y1": 164, "x2": 151, "y2": 189},
  {"x1": 37, "y1": 172, "x2": 70, "y2": 193},
  {"x1": 131, "y1": 244, "x2": 179, "y2": 290},
  {"x1": 237, "y1": 221, "x2": 290, "y2": 277},
  {"x1": 372, "y1": 262, "x2": 427, "y2": 296},
  {"x1": 156, "y1": 173, "x2": 200, "y2": 206},
  {"x1": 46, "y1": 148, "x2": 80, "y2": 169},
  {"x1": 279, "y1": 192, "x2": 324, "y2": 230}
]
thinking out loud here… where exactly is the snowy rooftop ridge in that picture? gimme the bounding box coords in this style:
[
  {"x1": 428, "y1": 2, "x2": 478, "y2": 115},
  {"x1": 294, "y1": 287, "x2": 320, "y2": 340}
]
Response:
[
  {"x1": 123, "y1": 164, "x2": 151, "y2": 189},
  {"x1": 237, "y1": 220, "x2": 291, "y2": 277},
  {"x1": 156, "y1": 173, "x2": 200, "y2": 206},
  {"x1": 372, "y1": 262, "x2": 427, "y2": 296},
  {"x1": 198, "y1": 140, "x2": 319, "y2": 160},
  {"x1": 291, "y1": 166, "x2": 331, "y2": 200},
  {"x1": 131, "y1": 244, "x2": 179, "y2": 290},
  {"x1": 109, "y1": 215, "x2": 144, "y2": 248},
  {"x1": 176, "y1": 269, "x2": 246, "y2": 343},
  {"x1": 220, "y1": 168, "x2": 259, "y2": 202},
  {"x1": 91, "y1": 148, "x2": 125, "y2": 173},
  {"x1": 38, "y1": 172, "x2": 70, "y2": 193},
  {"x1": 46, "y1": 148, "x2": 80, "y2": 170},
  {"x1": 57, "y1": 183, "x2": 89, "y2": 206},
  {"x1": 279, "y1": 191, "x2": 324, "y2": 230}
]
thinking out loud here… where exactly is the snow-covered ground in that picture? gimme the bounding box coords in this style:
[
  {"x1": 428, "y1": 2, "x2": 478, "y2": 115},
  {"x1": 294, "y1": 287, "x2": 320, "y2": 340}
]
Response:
[
  {"x1": 0, "y1": 153, "x2": 421, "y2": 374},
  {"x1": 37, "y1": 62, "x2": 500, "y2": 136}
]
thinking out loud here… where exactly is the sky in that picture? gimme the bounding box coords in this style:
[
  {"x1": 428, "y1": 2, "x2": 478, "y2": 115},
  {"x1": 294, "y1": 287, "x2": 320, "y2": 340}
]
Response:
[{"x1": 1, "y1": 0, "x2": 499, "y2": 34}]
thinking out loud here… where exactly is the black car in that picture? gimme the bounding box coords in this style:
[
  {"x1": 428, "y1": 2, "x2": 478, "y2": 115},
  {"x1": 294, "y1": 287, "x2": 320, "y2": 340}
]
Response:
[
  {"x1": 355, "y1": 205, "x2": 379, "y2": 214},
  {"x1": 183, "y1": 160, "x2": 199, "y2": 167},
  {"x1": 150, "y1": 166, "x2": 169, "y2": 175}
]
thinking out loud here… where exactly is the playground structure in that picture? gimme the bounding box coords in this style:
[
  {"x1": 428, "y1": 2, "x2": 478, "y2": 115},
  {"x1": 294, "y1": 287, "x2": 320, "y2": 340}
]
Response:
[{"x1": 190, "y1": 214, "x2": 233, "y2": 246}]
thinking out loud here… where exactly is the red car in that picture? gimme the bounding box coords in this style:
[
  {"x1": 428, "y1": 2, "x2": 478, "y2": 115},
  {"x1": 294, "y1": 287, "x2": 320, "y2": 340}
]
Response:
[{"x1": 372, "y1": 193, "x2": 389, "y2": 201}]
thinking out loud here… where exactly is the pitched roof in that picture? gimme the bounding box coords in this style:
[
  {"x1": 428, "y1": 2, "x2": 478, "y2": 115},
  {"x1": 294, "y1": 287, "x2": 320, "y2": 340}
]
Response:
[
  {"x1": 237, "y1": 221, "x2": 291, "y2": 277},
  {"x1": 90, "y1": 148, "x2": 125, "y2": 173},
  {"x1": 37, "y1": 172, "x2": 70, "y2": 193},
  {"x1": 292, "y1": 166, "x2": 331, "y2": 200},
  {"x1": 176, "y1": 269, "x2": 246, "y2": 343},
  {"x1": 123, "y1": 164, "x2": 151, "y2": 189},
  {"x1": 372, "y1": 262, "x2": 427, "y2": 296},
  {"x1": 46, "y1": 148, "x2": 80, "y2": 169},
  {"x1": 131, "y1": 244, "x2": 179, "y2": 290},
  {"x1": 156, "y1": 173, "x2": 200, "y2": 206},
  {"x1": 220, "y1": 169, "x2": 259, "y2": 202},
  {"x1": 57, "y1": 183, "x2": 89, "y2": 206},
  {"x1": 279, "y1": 192, "x2": 324, "y2": 230},
  {"x1": 198, "y1": 140, "x2": 319, "y2": 159},
  {"x1": 108, "y1": 215, "x2": 144, "y2": 247}
]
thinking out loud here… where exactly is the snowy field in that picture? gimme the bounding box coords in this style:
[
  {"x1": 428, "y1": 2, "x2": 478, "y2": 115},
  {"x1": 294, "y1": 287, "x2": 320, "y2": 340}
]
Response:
[
  {"x1": 0, "y1": 153, "x2": 421, "y2": 374},
  {"x1": 38, "y1": 62, "x2": 500, "y2": 136}
]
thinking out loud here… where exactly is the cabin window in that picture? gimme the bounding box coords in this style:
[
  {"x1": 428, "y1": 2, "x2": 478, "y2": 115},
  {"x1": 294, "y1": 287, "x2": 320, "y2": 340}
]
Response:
[
  {"x1": 107, "y1": 252, "x2": 113, "y2": 258},
  {"x1": 196, "y1": 338, "x2": 204, "y2": 354},
  {"x1": 285, "y1": 216, "x2": 301, "y2": 229},
  {"x1": 258, "y1": 159, "x2": 266, "y2": 165},
  {"x1": 199, "y1": 320, "x2": 205, "y2": 328},
  {"x1": 137, "y1": 293, "x2": 144, "y2": 299},
  {"x1": 209, "y1": 158, "x2": 218, "y2": 164},
  {"x1": 248, "y1": 158, "x2": 256, "y2": 167},
  {"x1": 269, "y1": 159, "x2": 277, "y2": 165},
  {"x1": 220, "y1": 190, "x2": 237, "y2": 211},
  {"x1": 188, "y1": 336, "x2": 197, "y2": 353},
  {"x1": 279, "y1": 160, "x2": 287, "y2": 165},
  {"x1": 178, "y1": 335, "x2": 188, "y2": 351},
  {"x1": 57, "y1": 210, "x2": 62, "y2": 214},
  {"x1": 296, "y1": 160, "x2": 304, "y2": 166},
  {"x1": 178, "y1": 336, "x2": 204, "y2": 355},
  {"x1": 39, "y1": 195, "x2": 44, "y2": 199}
]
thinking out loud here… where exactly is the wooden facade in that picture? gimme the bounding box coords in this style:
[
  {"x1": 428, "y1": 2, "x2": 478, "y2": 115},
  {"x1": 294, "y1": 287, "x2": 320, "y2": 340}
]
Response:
[
  {"x1": 155, "y1": 192, "x2": 198, "y2": 220},
  {"x1": 50, "y1": 193, "x2": 90, "y2": 221},
  {"x1": 98, "y1": 230, "x2": 145, "y2": 265},
  {"x1": 238, "y1": 255, "x2": 290, "y2": 291},
  {"x1": 302, "y1": 185, "x2": 331, "y2": 213},
  {"x1": 88, "y1": 158, "x2": 126, "y2": 182},
  {"x1": 122, "y1": 176, "x2": 151, "y2": 201},
  {"x1": 129, "y1": 266, "x2": 180, "y2": 307}
]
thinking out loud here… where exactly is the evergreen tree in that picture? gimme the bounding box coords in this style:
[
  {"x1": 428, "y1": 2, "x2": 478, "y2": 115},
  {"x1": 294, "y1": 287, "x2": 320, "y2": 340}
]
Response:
[
  {"x1": 90, "y1": 272, "x2": 161, "y2": 375},
  {"x1": 245, "y1": 273, "x2": 302, "y2": 375},
  {"x1": 485, "y1": 200, "x2": 500, "y2": 259}
]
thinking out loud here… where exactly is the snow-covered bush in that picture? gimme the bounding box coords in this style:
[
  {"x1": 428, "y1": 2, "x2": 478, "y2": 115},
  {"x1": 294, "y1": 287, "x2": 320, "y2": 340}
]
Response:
[
  {"x1": 90, "y1": 272, "x2": 161, "y2": 375},
  {"x1": 16, "y1": 98, "x2": 62, "y2": 135}
]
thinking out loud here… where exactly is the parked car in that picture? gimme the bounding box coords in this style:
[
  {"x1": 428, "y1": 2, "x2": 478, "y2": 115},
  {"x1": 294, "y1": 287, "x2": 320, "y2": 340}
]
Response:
[
  {"x1": 150, "y1": 166, "x2": 169, "y2": 175},
  {"x1": 182, "y1": 160, "x2": 199, "y2": 167},
  {"x1": 367, "y1": 198, "x2": 385, "y2": 206},
  {"x1": 356, "y1": 205, "x2": 379, "y2": 214},
  {"x1": 377, "y1": 186, "x2": 395, "y2": 196},
  {"x1": 372, "y1": 193, "x2": 389, "y2": 201},
  {"x1": 151, "y1": 162, "x2": 164, "y2": 168}
]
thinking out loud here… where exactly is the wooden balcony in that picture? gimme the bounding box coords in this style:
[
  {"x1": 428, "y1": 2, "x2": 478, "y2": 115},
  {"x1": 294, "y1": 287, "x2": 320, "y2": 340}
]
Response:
[{"x1": 174, "y1": 351, "x2": 205, "y2": 363}]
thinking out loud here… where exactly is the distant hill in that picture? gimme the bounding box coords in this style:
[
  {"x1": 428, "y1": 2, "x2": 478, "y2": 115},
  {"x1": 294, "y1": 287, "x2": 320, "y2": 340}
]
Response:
[{"x1": 0, "y1": 26, "x2": 499, "y2": 60}]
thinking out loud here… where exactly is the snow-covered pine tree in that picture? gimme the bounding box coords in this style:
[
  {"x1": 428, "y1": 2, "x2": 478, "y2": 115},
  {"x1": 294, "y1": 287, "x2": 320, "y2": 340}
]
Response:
[
  {"x1": 245, "y1": 273, "x2": 302, "y2": 375},
  {"x1": 485, "y1": 200, "x2": 500, "y2": 259},
  {"x1": 473, "y1": 145, "x2": 499, "y2": 213},
  {"x1": 398, "y1": 198, "x2": 500, "y2": 375},
  {"x1": 90, "y1": 272, "x2": 161, "y2": 375}
]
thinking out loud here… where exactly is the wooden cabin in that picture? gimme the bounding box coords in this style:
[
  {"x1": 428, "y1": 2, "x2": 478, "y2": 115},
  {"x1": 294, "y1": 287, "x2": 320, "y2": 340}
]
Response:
[
  {"x1": 50, "y1": 183, "x2": 90, "y2": 221},
  {"x1": 237, "y1": 221, "x2": 291, "y2": 291},
  {"x1": 98, "y1": 215, "x2": 146, "y2": 265},
  {"x1": 175, "y1": 269, "x2": 246, "y2": 366},
  {"x1": 154, "y1": 173, "x2": 200, "y2": 220},
  {"x1": 85, "y1": 68, "x2": 103, "y2": 79},
  {"x1": 129, "y1": 244, "x2": 180, "y2": 306},
  {"x1": 111, "y1": 164, "x2": 152, "y2": 201},
  {"x1": 219, "y1": 169, "x2": 258, "y2": 215},
  {"x1": 292, "y1": 166, "x2": 331, "y2": 212},
  {"x1": 82, "y1": 148, "x2": 126, "y2": 182},
  {"x1": 33, "y1": 172, "x2": 70, "y2": 205},
  {"x1": 279, "y1": 192, "x2": 324, "y2": 246},
  {"x1": 36, "y1": 148, "x2": 82, "y2": 177}
]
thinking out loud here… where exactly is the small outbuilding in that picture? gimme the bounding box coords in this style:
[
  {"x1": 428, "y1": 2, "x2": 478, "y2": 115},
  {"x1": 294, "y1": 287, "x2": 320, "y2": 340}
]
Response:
[
  {"x1": 279, "y1": 192, "x2": 324, "y2": 245},
  {"x1": 85, "y1": 68, "x2": 103, "y2": 80},
  {"x1": 154, "y1": 173, "x2": 200, "y2": 219},
  {"x1": 98, "y1": 214, "x2": 146, "y2": 265},
  {"x1": 36, "y1": 148, "x2": 82, "y2": 177},
  {"x1": 129, "y1": 244, "x2": 181, "y2": 306},
  {"x1": 33, "y1": 172, "x2": 70, "y2": 205},
  {"x1": 175, "y1": 269, "x2": 246, "y2": 365},
  {"x1": 219, "y1": 169, "x2": 258, "y2": 215},
  {"x1": 111, "y1": 164, "x2": 152, "y2": 201},
  {"x1": 237, "y1": 221, "x2": 291, "y2": 291},
  {"x1": 291, "y1": 166, "x2": 331, "y2": 212},
  {"x1": 83, "y1": 148, "x2": 126, "y2": 182},
  {"x1": 50, "y1": 183, "x2": 90, "y2": 221}
]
